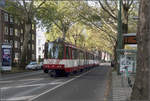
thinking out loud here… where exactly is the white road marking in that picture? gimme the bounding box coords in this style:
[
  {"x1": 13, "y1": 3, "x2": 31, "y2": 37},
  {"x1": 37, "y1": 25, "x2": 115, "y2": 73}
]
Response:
[
  {"x1": 19, "y1": 78, "x2": 44, "y2": 82},
  {"x1": 1, "y1": 82, "x2": 63, "y2": 90},
  {"x1": 0, "y1": 71, "x2": 42, "y2": 81},
  {"x1": 0, "y1": 95, "x2": 34, "y2": 101},
  {"x1": 29, "y1": 70, "x2": 93, "y2": 101},
  {"x1": 0, "y1": 80, "x2": 13, "y2": 83}
]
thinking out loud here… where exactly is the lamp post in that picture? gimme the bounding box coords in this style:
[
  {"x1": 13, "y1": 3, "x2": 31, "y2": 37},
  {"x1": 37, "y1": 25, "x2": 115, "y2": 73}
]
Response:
[{"x1": 117, "y1": 0, "x2": 123, "y2": 75}]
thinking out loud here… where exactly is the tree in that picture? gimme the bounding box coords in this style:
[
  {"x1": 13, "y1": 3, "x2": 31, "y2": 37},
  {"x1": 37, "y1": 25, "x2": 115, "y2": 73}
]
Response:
[
  {"x1": 37, "y1": 1, "x2": 77, "y2": 41},
  {"x1": 5, "y1": 0, "x2": 46, "y2": 67},
  {"x1": 130, "y1": 0, "x2": 149, "y2": 100},
  {"x1": 72, "y1": 1, "x2": 118, "y2": 61},
  {"x1": 80, "y1": 0, "x2": 135, "y2": 71},
  {"x1": 98, "y1": 0, "x2": 134, "y2": 34}
]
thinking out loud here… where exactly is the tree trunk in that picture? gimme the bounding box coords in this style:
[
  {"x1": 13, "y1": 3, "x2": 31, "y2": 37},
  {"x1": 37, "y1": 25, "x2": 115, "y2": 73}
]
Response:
[
  {"x1": 122, "y1": 4, "x2": 129, "y2": 34},
  {"x1": 113, "y1": 43, "x2": 118, "y2": 70},
  {"x1": 62, "y1": 31, "x2": 66, "y2": 41},
  {"x1": 20, "y1": 19, "x2": 32, "y2": 68},
  {"x1": 130, "y1": 0, "x2": 149, "y2": 100}
]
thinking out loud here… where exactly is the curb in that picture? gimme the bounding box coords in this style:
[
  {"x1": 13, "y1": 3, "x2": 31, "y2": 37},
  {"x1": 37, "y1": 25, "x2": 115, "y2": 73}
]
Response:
[{"x1": 104, "y1": 67, "x2": 112, "y2": 101}]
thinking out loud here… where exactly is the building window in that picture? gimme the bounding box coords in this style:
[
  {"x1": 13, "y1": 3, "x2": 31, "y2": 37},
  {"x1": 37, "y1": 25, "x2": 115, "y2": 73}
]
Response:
[
  {"x1": 21, "y1": 21, "x2": 24, "y2": 24},
  {"x1": 4, "y1": 13, "x2": 8, "y2": 22},
  {"x1": 21, "y1": 29, "x2": 23, "y2": 34},
  {"x1": 32, "y1": 34, "x2": 34, "y2": 40},
  {"x1": 15, "y1": 19, "x2": 18, "y2": 24},
  {"x1": 10, "y1": 40, "x2": 13, "y2": 45},
  {"x1": 38, "y1": 47, "x2": 41, "y2": 52},
  {"x1": 10, "y1": 15, "x2": 13, "y2": 23},
  {"x1": 21, "y1": 36, "x2": 23, "y2": 43},
  {"x1": 38, "y1": 39, "x2": 41, "y2": 45},
  {"x1": 14, "y1": 53, "x2": 19, "y2": 63},
  {"x1": 21, "y1": 46, "x2": 23, "y2": 52},
  {"x1": 10, "y1": 28, "x2": 13, "y2": 35},
  {"x1": 5, "y1": 26, "x2": 8, "y2": 35},
  {"x1": 32, "y1": 54, "x2": 35, "y2": 60},
  {"x1": 15, "y1": 53, "x2": 18, "y2": 59},
  {"x1": 17, "y1": 42, "x2": 20, "y2": 48},
  {"x1": 14, "y1": 41, "x2": 18, "y2": 48},
  {"x1": 15, "y1": 29, "x2": 18, "y2": 36},
  {"x1": 32, "y1": 44, "x2": 34, "y2": 50},
  {"x1": 4, "y1": 40, "x2": 9, "y2": 43},
  {"x1": 28, "y1": 44, "x2": 30, "y2": 50}
]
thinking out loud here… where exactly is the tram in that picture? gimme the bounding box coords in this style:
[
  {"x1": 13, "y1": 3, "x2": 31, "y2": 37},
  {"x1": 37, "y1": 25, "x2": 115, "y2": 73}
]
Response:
[{"x1": 42, "y1": 38, "x2": 100, "y2": 77}]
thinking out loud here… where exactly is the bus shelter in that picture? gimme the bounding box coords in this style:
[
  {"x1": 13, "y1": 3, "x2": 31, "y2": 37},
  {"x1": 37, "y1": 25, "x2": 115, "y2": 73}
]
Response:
[{"x1": 118, "y1": 49, "x2": 137, "y2": 74}]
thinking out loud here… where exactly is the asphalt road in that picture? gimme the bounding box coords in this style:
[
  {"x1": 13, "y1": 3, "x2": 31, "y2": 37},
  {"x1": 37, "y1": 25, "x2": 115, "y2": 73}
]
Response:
[{"x1": 0, "y1": 66, "x2": 110, "y2": 101}]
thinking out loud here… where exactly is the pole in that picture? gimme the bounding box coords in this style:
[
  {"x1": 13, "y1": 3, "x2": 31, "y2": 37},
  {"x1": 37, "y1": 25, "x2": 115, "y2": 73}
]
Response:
[{"x1": 117, "y1": 0, "x2": 123, "y2": 75}]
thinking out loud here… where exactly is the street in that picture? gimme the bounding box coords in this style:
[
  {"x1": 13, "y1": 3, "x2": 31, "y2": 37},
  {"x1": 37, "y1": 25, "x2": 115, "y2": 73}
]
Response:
[{"x1": 0, "y1": 66, "x2": 110, "y2": 101}]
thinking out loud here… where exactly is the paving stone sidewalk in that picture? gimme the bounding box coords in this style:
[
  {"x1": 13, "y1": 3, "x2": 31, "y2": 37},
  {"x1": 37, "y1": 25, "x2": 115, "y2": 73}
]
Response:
[{"x1": 112, "y1": 72, "x2": 135, "y2": 101}]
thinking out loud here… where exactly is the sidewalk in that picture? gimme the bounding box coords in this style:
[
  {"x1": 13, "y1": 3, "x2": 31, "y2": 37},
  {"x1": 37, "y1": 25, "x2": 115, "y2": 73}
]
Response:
[{"x1": 112, "y1": 71, "x2": 135, "y2": 101}]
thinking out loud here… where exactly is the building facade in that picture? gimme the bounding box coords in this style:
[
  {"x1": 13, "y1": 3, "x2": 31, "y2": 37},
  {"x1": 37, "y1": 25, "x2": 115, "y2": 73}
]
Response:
[
  {"x1": 0, "y1": 8, "x2": 36, "y2": 66},
  {"x1": 36, "y1": 29, "x2": 46, "y2": 62}
]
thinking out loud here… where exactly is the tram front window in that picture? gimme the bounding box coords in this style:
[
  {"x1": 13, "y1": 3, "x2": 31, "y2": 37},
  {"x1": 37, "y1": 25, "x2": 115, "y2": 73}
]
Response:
[{"x1": 47, "y1": 42, "x2": 64, "y2": 59}]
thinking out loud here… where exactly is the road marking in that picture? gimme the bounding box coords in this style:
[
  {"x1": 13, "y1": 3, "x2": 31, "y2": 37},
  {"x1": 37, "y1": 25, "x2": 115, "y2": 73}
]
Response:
[
  {"x1": 0, "y1": 95, "x2": 34, "y2": 101},
  {"x1": 0, "y1": 71, "x2": 43, "y2": 81},
  {"x1": 0, "y1": 80, "x2": 13, "y2": 83},
  {"x1": 29, "y1": 70, "x2": 93, "y2": 101},
  {"x1": 19, "y1": 78, "x2": 44, "y2": 82},
  {"x1": 1, "y1": 82, "x2": 63, "y2": 90}
]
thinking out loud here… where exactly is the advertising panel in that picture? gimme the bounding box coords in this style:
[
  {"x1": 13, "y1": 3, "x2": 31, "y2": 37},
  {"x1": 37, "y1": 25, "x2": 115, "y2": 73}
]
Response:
[{"x1": 1, "y1": 44, "x2": 12, "y2": 71}]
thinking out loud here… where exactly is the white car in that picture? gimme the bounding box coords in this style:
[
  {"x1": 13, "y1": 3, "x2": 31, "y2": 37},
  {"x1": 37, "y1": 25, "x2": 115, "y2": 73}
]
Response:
[{"x1": 25, "y1": 62, "x2": 41, "y2": 70}]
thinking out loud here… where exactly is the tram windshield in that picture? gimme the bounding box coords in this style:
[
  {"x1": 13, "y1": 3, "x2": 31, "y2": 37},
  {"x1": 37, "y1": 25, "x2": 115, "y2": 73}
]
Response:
[{"x1": 46, "y1": 42, "x2": 64, "y2": 59}]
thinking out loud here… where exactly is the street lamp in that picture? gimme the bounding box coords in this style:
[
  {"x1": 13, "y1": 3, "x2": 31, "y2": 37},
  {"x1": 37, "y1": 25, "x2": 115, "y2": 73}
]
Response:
[{"x1": 117, "y1": 0, "x2": 123, "y2": 75}]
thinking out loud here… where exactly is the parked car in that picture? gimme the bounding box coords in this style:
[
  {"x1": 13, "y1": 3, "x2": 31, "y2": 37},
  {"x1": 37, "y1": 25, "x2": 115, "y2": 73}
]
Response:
[{"x1": 25, "y1": 62, "x2": 41, "y2": 70}]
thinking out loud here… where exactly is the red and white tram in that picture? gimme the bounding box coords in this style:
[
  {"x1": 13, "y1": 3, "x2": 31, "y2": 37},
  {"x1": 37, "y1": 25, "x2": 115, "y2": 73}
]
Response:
[{"x1": 42, "y1": 39, "x2": 100, "y2": 77}]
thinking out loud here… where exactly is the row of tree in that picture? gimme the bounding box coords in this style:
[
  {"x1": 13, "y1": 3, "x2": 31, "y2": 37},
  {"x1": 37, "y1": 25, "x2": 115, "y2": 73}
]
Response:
[
  {"x1": 4, "y1": 0, "x2": 138, "y2": 69},
  {"x1": 4, "y1": 0, "x2": 149, "y2": 100}
]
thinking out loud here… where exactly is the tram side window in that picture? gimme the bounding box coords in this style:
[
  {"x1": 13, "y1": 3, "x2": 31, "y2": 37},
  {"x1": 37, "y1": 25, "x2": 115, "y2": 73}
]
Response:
[
  {"x1": 84, "y1": 52, "x2": 86, "y2": 60},
  {"x1": 58, "y1": 44, "x2": 64, "y2": 59},
  {"x1": 90, "y1": 54, "x2": 92, "y2": 60},
  {"x1": 66, "y1": 47, "x2": 70, "y2": 59},
  {"x1": 80, "y1": 51, "x2": 84, "y2": 59},
  {"x1": 72, "y1": 49, "x2": 77, "y2": 59}
]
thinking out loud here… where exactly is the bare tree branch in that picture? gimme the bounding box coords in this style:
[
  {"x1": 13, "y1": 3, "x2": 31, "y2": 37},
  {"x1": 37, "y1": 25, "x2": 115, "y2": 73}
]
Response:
[
  {"x1": 129, "y1": 0, "x2": 134, "y2": 8},
  {"x1": 101, "y1": 18, "x2": 117, "y2": 34},
  {"x1": 98, "y1": 0, "x2": 117, "y2": 20},
  {"x1": 29, "y1": 0, "x2": 34, "y2": 14},
  {"x1": 105, "y1": 0, "x2": 116, "y2": 16},
  {"x1": 22, "y1": 0, "x2": 28, "y2": 14}
]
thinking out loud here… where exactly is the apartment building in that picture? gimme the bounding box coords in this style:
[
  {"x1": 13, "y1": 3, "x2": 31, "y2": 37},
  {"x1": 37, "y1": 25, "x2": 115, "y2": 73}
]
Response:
[
  {"x1": 36, "y1": 29, "x2": 46, "y2": 62},
  {"x1": 0, "y1": 8, "x2": 36, "y2": 66}
]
